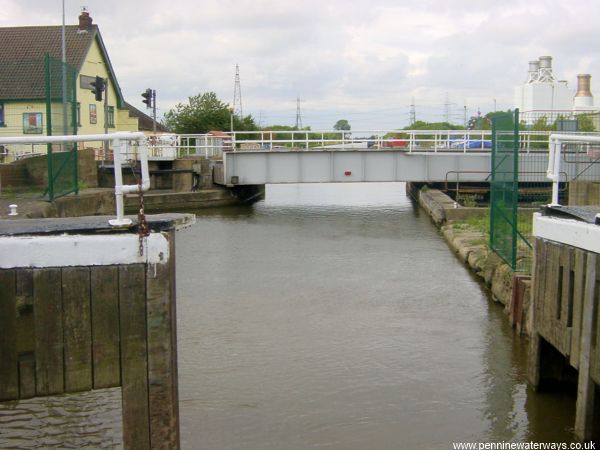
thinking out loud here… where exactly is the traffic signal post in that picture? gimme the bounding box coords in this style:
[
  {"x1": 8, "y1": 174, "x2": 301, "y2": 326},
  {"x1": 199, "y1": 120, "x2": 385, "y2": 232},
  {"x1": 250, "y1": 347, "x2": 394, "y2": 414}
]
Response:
[
  {"x1": 91, "y1": 75, "x2": 105, "y2": 102},
  {"x1": 142, "y1": 88, "x2": 157, "y2": 134}
]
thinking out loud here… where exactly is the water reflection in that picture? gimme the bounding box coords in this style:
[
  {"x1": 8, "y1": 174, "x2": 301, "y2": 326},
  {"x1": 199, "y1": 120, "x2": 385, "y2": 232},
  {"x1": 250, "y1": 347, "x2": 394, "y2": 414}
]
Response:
[{"x1": 0, "y1": 388, "x2": 122, "y2": 448}]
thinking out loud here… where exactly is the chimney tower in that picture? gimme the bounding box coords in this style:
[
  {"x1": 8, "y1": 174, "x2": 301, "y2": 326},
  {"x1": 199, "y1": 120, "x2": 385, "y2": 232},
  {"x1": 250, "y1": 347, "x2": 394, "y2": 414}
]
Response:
[
  {"x1": 526, "y1": 60, "x2": 540, "y2": 83},
  {"x1": 537, "y1": 56, "x2": 556, "y2": 83},
  {"x1": 574, "y1": 74, "x2": 594, "y2": 108}
]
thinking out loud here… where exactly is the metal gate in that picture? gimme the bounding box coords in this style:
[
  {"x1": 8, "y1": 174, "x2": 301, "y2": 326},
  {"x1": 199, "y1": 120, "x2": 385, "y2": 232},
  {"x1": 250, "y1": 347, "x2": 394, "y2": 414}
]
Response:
[
  {"x1": 44, "y1": 54, "x2": 78, "y2": 200},
  {"x1": 489, "y1": 109, "x2": 533, "y2": 272}
]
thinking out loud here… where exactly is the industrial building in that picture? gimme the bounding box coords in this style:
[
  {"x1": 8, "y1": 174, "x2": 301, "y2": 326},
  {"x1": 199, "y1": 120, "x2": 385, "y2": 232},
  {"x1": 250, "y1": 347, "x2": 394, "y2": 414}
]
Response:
[{"x1": 515, "y1": 56, "x2": 600, "y2": 129}]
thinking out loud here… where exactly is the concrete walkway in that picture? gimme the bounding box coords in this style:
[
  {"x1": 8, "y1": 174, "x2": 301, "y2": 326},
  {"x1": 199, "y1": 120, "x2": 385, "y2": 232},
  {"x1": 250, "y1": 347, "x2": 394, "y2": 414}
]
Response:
[{"x1": 0, "y1": 189, "x2": 115, "y2": 220}]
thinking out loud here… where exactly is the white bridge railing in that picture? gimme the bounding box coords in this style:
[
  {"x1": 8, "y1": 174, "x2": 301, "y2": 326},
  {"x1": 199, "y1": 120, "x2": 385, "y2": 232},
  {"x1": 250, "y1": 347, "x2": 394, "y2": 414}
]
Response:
[
  {"x1": 547, "y1": 133, "x2": 600, "y2": 206},
  {"x1": 224, "y1": 129, "x2": 599, "y2": 153},
  {"x1": 0, "y1": 132, "x2": 149, "y2": 227},
  {"x1": 120, "y1": 129, "x2": 534, "y2": 160},
  {"x1": 3, "y1": 130, "x2": 596, "y2": 164},
  {"x1": 227, "y1": 129, "x2": 493, "y2": 152},
  {"x1": 110, "y1": 130, "x2": 581, "y2": 160},
  {"x1": 146, "y1": 134, "x2": 226, "y2": 160}
]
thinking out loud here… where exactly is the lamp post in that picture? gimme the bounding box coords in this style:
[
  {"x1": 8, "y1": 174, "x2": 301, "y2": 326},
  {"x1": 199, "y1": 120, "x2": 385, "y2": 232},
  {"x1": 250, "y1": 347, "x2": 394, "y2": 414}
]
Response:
[{"x1": 61, "y1": 0, "x2": 67, "y2": 136}]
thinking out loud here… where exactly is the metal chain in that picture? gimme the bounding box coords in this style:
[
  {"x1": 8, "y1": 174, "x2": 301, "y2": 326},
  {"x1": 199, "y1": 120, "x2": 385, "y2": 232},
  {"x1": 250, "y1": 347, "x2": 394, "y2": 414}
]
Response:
[{"x1": 137, "y1": 177, "x2": 150, "y2": 256}]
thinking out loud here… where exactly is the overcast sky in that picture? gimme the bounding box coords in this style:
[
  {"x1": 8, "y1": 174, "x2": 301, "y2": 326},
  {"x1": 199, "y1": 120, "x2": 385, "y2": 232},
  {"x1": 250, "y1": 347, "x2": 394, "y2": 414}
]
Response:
[{"x1": 1, "y1": 0, "x2": 599, "y2": 130}]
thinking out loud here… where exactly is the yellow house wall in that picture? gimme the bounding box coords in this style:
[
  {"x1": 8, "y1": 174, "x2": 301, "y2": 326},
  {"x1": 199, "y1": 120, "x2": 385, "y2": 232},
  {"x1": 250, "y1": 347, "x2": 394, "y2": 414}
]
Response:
[
  {"x1": 78, "y1": 37, "x2": 138, "y2": 134},
  {"x1": 0, "y1": 36, "x2": 139, "y2": 160},
  {"x1": 117, "y1": 109, "x2": 139, "y2": 132},
  {"x1": 0, "y1": 102, "x2": 47, "y2": 136},
  {"x1": 0, "y1": 102, "x2": 49, "y2": 159}
]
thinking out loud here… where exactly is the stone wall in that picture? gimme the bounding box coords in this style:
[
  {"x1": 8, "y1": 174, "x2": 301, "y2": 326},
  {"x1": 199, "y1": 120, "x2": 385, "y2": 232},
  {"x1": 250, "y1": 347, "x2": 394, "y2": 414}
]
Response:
[
  {"x1": 0, "y1": 148, "x2": 97, "y2": 189},
  {"x1": 412, "y1": 184, "x2": 532, "y2": 335}
]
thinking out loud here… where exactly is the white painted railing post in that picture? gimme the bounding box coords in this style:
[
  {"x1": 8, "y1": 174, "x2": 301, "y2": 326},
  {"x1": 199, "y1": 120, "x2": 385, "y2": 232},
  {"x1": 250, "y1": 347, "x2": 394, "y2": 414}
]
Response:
[
  {"x1": 108, "y1": 135, "x2": 150, "y2": 227},
  {"x1": 110, "y1": 139, "x2": 126, "y2": 226},
  {"x1": 0, "y1": 132, "x2": 149, "y2": 227},
  {"x1": 547, "y1": 137, "x2": 562, "y2": 207}
]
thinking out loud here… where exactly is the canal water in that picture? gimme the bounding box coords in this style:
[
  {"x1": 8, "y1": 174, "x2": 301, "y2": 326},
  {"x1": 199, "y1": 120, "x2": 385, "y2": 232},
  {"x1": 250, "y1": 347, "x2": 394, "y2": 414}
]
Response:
[
  {"x1": 0, "y1": 182, "x2": 577, "y2": 449},
  {"x1": 175, "y1": 183, "x2": 576, "y2": 449}
]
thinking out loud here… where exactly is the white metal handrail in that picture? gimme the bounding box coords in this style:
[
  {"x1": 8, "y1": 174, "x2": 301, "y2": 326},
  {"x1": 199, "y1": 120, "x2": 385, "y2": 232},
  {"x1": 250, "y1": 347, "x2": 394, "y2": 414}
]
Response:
[
  {"x1": 0, "y1": 132, "x2": 149, "y2": 227},
  {"x1": 547, "y1": 133, "x2": 600, "y2": 206},
  {"x1": 81, "y1": 129, "x2": 599, "y2": 163},
  {"x1": 223, "y1": 129, "x2": 598, "y2": 153},
  {"x1": 229, "y1": 129, "x2": 493, "y2": 153}
]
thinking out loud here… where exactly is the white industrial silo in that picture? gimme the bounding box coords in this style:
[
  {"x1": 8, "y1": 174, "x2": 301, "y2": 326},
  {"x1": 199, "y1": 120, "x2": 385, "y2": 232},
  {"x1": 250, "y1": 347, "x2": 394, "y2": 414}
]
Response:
[
  {"x1": 514, "y1": 56, "x2": 573, "y2": 123},
  {"x1": 537, "y1": 56, "x2": 555, "y2": 82},
  {"x1": 526, "y1": 60, "x2": 540, "y2": 83}
]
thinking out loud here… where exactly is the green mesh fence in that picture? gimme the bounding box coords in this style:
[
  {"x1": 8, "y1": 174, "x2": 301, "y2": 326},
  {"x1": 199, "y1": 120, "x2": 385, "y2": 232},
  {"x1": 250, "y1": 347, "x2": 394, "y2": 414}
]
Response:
[
  {"x1": 44, "y1": 53, "x2": 78, "y2": 200},
  {"x1": 490, "y1": 109, "x2": 533, "y2": 272}
]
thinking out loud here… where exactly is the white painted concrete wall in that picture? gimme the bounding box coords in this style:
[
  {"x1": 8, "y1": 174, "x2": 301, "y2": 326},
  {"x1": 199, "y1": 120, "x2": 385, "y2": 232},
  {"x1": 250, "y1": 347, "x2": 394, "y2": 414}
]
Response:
[{"x1": 0, "y1": 232, "x2": 170, "y2": 269}]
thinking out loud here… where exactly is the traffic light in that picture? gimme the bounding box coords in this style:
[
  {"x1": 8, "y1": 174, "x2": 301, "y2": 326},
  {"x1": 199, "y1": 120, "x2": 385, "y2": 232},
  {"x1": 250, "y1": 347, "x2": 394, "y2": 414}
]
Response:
[
  {"x1": 90, "y1": 76, "x2": 105, "y2": 101},
  {"x1": 142, "y1": 88, "x2": 153, "y2": 108}
]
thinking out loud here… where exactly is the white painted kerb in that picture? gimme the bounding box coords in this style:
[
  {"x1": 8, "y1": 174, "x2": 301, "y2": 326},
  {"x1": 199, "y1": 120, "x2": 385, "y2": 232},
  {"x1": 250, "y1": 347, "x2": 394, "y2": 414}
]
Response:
[
  {"x1": 533, "y1": 212, "x2": 600, "y2": 254},
  {"x1": 0, "y1": 233, "x2": 169, "y2": 268}
]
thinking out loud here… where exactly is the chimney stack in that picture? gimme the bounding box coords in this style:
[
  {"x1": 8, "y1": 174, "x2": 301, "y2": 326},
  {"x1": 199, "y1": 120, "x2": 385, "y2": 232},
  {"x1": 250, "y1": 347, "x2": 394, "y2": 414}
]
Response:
[
  {"x1": 526, "y1": 60, "x2": 540, "y2": 83},
  {"x1": 537, "y1": 56, "x2": 556, "y2": 82},
  {"x1": 78, "y1": 8, "x2": 93, "y2": 33},
  {"x1": 574, "y1": 74, "x2": 594, "y2": 108}
]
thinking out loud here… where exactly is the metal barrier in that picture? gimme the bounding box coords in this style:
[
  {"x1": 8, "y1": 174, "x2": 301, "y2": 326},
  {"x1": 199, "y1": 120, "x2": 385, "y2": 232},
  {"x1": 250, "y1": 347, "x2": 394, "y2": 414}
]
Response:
[
  {"x1": 44, "y1": 129, "x2": 598, "y2": 165},
  {"x1": 5, "y1": 130, "x2": 599, "y2": 165},
  {"x1": 547, "y1": 133, "x2": 600, "y2": 206},
  {"x1": 490, "y1": 111, "x2": 529, "y2": 272},
  {"x1": 145, "y1": 134, "x2": 226, "y2": 160},
  {"x1": 224, "y1": 129, "x2": 597, "y2": 153},
  {"x1": 0, "y1": 132, "x2": 149, "y2": 226}
]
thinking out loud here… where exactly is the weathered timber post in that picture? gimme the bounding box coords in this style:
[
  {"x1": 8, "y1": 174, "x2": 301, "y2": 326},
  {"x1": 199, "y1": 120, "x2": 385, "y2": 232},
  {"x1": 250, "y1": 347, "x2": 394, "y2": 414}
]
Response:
[
  {"x1": 0, "y1": 214, "x2": 193, "y2": 449},
  {"x1": 529, "y1": 209, "x2": 600, "y2": 441},
  {"x1": 574, "y1": 253, "x2": 597, "y2": 441}
]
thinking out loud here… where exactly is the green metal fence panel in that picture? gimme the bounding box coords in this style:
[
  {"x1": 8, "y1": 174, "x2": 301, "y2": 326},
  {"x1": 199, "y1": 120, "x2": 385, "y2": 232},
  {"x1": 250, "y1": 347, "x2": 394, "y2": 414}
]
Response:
[
  {"x1": 490, "y1": 110, "x2": 524, "y2": 271},
  {"x1": 490, "y1": 111, "x2": 517, "y2": 269},
  {"x1": 490, "y1": 109, "x2": 540, "y2": 272},
  {"x1": 44, "y1": 54, "x2": 78, "y2": 200}
]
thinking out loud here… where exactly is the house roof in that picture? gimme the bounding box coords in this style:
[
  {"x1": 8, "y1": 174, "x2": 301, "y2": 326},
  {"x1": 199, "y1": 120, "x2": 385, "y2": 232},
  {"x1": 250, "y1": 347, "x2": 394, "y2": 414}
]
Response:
[
  {"x1": 124, "y1": 102, "x2": 169, "y2": 133},
  {"x1": 0, "y1": 25, "x2": 126, "y2": 107}
]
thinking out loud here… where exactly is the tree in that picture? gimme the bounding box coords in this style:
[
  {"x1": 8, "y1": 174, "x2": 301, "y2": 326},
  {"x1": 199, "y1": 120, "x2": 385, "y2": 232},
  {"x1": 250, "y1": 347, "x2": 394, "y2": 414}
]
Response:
[
  {"x1": 163, "y1": 91, "x2": 257, "y2": 133},
  {"x1": 405, "y1": 120, "x2": 465, "y2": 131},
  {"x1": 333, "y1": 119, "x2": 351, "y2": 131},
  {"x1": 577, "y1": 114, "x2": 596, "y2": 132},
  {"x1": 531, "y1": 115, "x2": 552, "y2": 132},
  {"x1": 466, "y1": 111, "x2": 515, "y2": 130}
]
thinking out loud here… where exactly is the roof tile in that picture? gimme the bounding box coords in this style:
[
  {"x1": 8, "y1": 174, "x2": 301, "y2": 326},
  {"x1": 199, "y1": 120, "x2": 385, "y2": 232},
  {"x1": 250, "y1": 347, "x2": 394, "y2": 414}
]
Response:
[{"x1": 0, "y1": 25, "x2": 96, "y2": 100}]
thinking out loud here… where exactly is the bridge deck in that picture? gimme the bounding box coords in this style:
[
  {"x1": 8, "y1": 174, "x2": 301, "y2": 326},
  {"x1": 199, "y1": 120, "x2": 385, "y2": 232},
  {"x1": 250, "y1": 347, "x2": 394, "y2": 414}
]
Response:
[{"x1": 221, "y1": 149, "x2": 554, "y2": 186}]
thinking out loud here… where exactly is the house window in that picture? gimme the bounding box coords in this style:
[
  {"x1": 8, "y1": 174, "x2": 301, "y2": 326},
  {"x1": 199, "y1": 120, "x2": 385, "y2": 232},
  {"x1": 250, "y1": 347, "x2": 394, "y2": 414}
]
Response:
[
  {"x1": 23, "y1": 112, "x2": 43, "y2": 134},
  {"x1": 0, "y1": 103, "x2": 4, "y2": 126},
  {"x1": 80, "y1": 74, "x2": 95, "y2": 90},
  {"x1": 89, "y1": 104, "x2": 97, "y2": 124},
  {"x1": 106, "y1": 106, "x2": 115, "y2": 128},
  {"x1": 76, "y1": 103, "x2": 81, "y2": 127}
]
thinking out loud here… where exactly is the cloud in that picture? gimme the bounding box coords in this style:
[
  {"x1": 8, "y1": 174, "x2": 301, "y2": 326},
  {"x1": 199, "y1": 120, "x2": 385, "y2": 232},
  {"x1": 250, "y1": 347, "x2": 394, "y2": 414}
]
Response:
[{"x1": 1, "y1": 0, "x2": 599, "y2": 129}]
